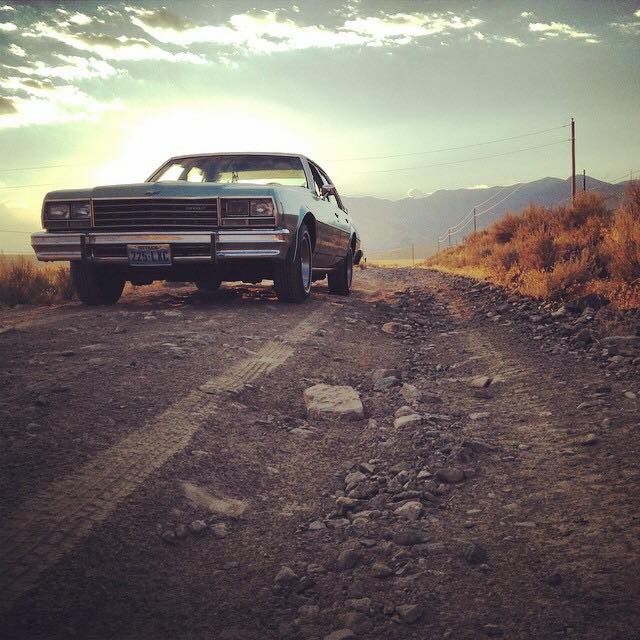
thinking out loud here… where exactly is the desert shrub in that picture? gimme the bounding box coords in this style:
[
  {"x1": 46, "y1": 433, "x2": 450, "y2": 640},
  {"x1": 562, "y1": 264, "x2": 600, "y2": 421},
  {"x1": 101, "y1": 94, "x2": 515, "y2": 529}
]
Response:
[
  {"x1": 512, "y1": 227, "x2": 557, "y2": 271},
  {"x1": 490, "y1": 213, "x2": 521, "y2": 244},
  {"x1": 604, "y1": 183, "x2": 640, "y2": 284},
  {"x1": 519, "y1": 254, "x2": 593, "y2": 300},
  {"x1": 426, "y1": 184, "x2": 639, "y2": 309},
  {"x1": 0, "y1": 256, "x2": 73, "y2": 306},
  {"x1": 485, "y1": 243, "x2": 519, "y2": 278}
]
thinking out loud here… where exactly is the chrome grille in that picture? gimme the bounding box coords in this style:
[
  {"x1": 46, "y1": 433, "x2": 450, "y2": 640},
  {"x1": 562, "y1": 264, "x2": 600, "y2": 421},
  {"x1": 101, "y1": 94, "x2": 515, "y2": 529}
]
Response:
[{"x1": 92, "y1": 198, "x2": 217, "y2": 231}]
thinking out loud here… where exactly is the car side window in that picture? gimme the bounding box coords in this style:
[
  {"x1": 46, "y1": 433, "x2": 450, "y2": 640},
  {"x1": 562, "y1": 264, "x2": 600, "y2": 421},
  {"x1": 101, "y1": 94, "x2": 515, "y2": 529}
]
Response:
[
  {"x1": 318, "y1": 167, "x2": 345, "y2": 211},
  {"x1": 308, "y1": 163, "x2": 325, "y2": 198}
]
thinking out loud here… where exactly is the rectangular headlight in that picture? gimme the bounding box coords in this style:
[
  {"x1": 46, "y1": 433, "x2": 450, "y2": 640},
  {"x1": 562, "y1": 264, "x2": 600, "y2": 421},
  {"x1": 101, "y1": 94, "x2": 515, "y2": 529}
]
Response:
[
  {"x1": 221, "y1": 198, "x2": 275, "y2": 218},
  {"x1": 249, "y1": 199, "x2": 274, "y2": 217},
  {"x1": 45, "y1": 202, "x2": 70, "y2": 220},
  {"x1": 222, "y1": 199, "x2": 249, "y2": 217},
  {"x1": 70, "y1": 202, "x2": 91, "y2": 220}
]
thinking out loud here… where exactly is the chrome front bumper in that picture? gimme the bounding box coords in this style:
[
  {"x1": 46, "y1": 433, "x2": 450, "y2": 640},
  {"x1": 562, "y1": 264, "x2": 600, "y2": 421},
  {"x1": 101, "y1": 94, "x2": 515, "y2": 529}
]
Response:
[{"x1": 31, "y1": 229, "x2": 291, "y2": 263}]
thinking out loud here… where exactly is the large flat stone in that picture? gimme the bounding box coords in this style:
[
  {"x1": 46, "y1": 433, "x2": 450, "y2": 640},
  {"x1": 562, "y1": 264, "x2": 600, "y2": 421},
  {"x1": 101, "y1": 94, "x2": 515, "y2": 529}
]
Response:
[
  {"x1": 181, "y1": 481, "x2": 248, "y2": 517},
  {"x1": 304, "y1": 384, "x2": 364, "y2": 420}
]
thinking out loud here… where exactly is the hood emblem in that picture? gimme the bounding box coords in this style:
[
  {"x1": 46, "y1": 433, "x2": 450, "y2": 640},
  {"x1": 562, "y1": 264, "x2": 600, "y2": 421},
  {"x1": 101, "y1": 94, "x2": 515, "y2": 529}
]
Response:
[{"x1": 145, "y1": 189, "x2": 160, "y2": 195}]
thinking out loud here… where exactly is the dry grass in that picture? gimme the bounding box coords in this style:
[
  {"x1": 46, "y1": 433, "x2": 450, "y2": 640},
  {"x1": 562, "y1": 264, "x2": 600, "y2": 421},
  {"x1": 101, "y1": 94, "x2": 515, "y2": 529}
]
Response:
[
  {"x1": 0, "y1": 255, "x2": 74, "y2": 306},
  {"x1": 426, "y1": 183, "x2": 640, "y2": 309}
]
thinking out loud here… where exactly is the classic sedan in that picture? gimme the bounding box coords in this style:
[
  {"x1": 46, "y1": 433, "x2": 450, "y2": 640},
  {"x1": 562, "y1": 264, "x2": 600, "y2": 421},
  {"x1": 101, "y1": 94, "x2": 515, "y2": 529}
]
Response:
[{"x1": 31, "y1": 153, "x2": 362, "y2": 304}]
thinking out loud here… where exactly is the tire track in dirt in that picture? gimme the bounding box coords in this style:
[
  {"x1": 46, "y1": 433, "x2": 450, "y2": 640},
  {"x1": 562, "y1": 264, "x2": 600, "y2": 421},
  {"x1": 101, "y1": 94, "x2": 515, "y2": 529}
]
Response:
[{"x1": 0, "y1": 307, "x2": 331, "y2": 613}]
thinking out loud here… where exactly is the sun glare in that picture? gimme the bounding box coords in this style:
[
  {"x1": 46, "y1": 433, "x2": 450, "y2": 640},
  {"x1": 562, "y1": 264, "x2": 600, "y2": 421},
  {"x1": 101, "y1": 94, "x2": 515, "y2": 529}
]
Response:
[{"x1": 91, "y1": 101, "x2": 317, "y2": 185}]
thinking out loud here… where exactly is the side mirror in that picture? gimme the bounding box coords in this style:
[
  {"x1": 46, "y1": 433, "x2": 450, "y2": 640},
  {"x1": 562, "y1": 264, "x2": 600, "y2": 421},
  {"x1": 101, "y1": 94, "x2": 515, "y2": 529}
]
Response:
[{"x1": 320, "y1": 184, "x2": 336, "y2": 198}]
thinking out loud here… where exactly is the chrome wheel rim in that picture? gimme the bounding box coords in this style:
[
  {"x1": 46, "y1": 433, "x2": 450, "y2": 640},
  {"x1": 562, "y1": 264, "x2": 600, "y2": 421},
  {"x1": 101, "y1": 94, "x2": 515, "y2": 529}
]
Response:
[{"x1": 301, "y1": 236, "x2": 312, "y2": 293}]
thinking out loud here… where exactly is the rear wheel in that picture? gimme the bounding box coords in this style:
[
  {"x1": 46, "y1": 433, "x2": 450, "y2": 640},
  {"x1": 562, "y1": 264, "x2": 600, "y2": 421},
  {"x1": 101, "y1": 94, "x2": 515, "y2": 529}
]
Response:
[
  {"x1": 70, "y1": 262, "x2": 125, "y2": 305},
  {"x1": 273, "y1": 224, "x2": 312, "y2": 303},
  {"x1": 195, "y1": 276, "x2": 222, "y2": 292},
  {"x1": 328, "y1": 246, "x2": 353, "y2": 296}
]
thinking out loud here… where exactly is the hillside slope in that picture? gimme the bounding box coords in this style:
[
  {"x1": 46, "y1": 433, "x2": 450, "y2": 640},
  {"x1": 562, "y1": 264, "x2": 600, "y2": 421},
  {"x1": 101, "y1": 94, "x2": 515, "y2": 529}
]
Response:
[
  {"x1": 425, "y1": 185, "x2": 640, "y2": 309},
  {"x1": 345, "y1": 177, "x2": 627, "y2": 253}
]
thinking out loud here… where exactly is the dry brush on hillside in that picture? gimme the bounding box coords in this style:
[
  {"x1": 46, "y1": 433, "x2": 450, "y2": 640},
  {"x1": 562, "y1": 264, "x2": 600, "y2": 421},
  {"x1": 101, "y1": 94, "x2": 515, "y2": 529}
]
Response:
[
  {"x1": 0, "y1": 255, "x2": 73, "y2": 306},
  {"x1": 426, "y1": 183, "x2": 640, "y2": 309}
]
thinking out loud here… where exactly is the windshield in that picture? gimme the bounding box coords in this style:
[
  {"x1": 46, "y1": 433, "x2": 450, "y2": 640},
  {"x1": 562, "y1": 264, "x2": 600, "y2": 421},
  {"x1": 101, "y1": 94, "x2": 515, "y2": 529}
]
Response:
[{"x1": 150, "y1": 154, "x2": 307, "y2": 187}]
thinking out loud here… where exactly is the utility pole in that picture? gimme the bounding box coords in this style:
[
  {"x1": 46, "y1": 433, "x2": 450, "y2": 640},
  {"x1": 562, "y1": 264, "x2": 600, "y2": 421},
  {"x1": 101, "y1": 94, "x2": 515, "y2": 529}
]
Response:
[
  {"x1": 411, "y1": 244, "x2": 415, "y2": 267},
  {"x1": 437, "y1": 238, "x2": 440, "y2": 254},
  {"x1": 571, "y1": 117, "x2": 576, "y2": 202},
  {"x1": 473, "y1": 207, "x2": 477, "y2": 233},
  {"x1": 448, "y1": 229, "x2": 451, "y2": 247},
  {"x1": 583, "y1": 169, "x2": 586, "y2": 192}
]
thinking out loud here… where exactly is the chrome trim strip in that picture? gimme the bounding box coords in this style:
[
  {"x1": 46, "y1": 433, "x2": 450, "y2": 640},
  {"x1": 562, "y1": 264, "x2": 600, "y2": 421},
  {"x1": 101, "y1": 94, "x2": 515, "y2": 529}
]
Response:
[
  {"x1": 216, "y1": 230, "x2": 289, "y2": 243},
  {"x1": 87, "y1": 232, "x2": 214, "y2": 244},
  {"x1": 92, "y1": 257, "x2": 129, "y2": 264},
  {"x1": 216, "y1": 249, "x2": 281, "y2": 258},
  {"x1": 31, "y1": 232, "x2": 84, "y2": 262},
  {"x1": 173, "y1": 256, "x2": 213, "y2": 263}
]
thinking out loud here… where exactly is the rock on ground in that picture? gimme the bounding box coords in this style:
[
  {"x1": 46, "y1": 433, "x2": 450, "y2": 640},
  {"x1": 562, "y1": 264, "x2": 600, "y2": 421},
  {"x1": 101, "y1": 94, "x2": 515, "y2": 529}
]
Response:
[{"x1": 303, "y1": 384, "x2": 364, "y2": 420}]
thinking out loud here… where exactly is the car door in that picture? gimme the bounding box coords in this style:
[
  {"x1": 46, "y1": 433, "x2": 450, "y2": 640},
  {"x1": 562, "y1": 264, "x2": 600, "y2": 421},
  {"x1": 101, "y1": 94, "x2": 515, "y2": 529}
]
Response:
[
  {"x1": 307, "y1": 162, "x2": 344, "y2": 268},
  {"x1": 316, "y1": 165, "x2": 351, "y2": 263}
]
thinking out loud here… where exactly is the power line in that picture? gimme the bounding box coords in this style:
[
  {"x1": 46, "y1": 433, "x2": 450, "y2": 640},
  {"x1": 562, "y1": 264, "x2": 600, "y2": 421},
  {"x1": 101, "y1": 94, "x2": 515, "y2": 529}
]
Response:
[
  {"x1": 356, "y1": 139, "x2": 570, "y2": 175},
  {"x1": 331, "y1": 124, "x2": 569, "y2": 162},
  {"x1": 0, "y1": 182, "x2": 61, "y2": 191},
  {"x1": 444, "y1": 185, "x2": 512, "y2": 236},
  {"x1": 439, "y1": 183, "x2": 526, "y2": 242},
  {"x1": 0, "y1": 163, "x2": 84, "y2": 173},
  {"x1": 608, "y1": 169, "x2": 638, "y2": 184}
]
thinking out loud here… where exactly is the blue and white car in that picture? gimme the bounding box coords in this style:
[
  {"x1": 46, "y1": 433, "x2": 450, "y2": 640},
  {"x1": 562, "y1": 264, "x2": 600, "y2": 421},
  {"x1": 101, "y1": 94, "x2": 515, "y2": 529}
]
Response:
[{"x1": 31, "y1": 152, "x2": 362, "y2": 304}]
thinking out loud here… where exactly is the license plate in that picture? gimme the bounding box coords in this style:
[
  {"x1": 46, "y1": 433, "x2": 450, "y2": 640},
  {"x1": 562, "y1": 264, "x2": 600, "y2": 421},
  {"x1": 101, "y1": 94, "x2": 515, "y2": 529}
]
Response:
[{"x1": 127, "y1": 244, "x2": 171, "y2": 266}]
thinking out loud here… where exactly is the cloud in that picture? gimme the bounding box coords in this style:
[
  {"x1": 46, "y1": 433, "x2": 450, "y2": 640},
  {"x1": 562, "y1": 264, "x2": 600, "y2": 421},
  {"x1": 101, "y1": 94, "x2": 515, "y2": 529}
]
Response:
[
  {"x1": 0, "y1": 21, "x2": 17, "y2": 31},
  {"x1": 342, "y1": 13, "x2": 483, "y2": 43},
  {"x1": 128, "y1": 7, "x2": 190, "y2": 31},
  {"x1": 25, "y1": 21, "x2": 207, "y2": 64},
  {"x1": 494, "y1": 36, "x2": 525, "y2": 47},
  {"x1": 0, "y1": 95, "x2": 17, "y2": 114},
  {"x1": 96, "y1": 5, "x2": 122, "y2": 19},
  {"x1": 5, "y1": 55, "x2": 122, "y2": 81},
  {"x1": 468, "y1": 184, "x2": 490, "y2": 189},
  {"x1": 68, "y1": 13, "x2": 94, "y2": 26},
  {"x1": 0, "y1": 77, "x2": 122, "y2": 128},
  {"x1": 8, "y1": 43, "x2": 26, "y2": 57},
  {"x1": 407, "y1": 188, "x2": 425, "y2": 198},
  {"x1": 529, "y1": 21, "x2": 599, "y2": 42},
  {"x1": 128, "y1": 8, "x2": 485, "y2": 53},
  {"x1": 521, "y1": 12, "x2": 534, "y2": 18},
  {"x1": 0, "y1": 4, "x2": 15, "y2": 10},
  {"x1": 611, "y1": 9, "x2": 640, "y2": 35}
]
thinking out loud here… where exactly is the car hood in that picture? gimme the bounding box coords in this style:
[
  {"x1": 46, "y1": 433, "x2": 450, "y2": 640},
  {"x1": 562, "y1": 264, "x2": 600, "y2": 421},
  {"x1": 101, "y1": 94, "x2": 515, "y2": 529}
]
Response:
[{"x1": 43, "y1": 181, "x2": 303, "y2": 200}]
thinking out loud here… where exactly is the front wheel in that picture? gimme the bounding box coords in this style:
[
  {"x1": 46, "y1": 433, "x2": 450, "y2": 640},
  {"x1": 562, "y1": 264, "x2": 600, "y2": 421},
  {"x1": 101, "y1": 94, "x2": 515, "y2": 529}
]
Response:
[
  {"x1": 328, "y1": 246, "x2": 353, "y2": 296},
  {"x1": 195, "y1": 276, "x2": 222, "y2": 292},
  {"x1": 273, "y1": 224, "x2": 312, "y2": 303},
  {"x1": 70, "y1": 262, "x2": 125, "y2": 305}
]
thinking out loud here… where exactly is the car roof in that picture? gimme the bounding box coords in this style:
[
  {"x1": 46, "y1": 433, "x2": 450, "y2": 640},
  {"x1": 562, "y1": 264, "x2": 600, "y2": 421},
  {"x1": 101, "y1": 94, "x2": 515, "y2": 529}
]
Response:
[{"x1": 166, "y1": 152, "x2": 312, "y2": 161}]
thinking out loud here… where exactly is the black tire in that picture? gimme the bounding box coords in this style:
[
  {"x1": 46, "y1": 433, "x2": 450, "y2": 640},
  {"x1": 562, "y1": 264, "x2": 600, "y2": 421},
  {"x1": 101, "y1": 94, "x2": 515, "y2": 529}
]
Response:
[
  {"x1": 70, "y1": 261, "x2": 125, "y2": 305},
  {"x1": 328, "y1": 246, "x2": 353, "y2": 296},
  {"x1": 195, "y1": 276, "x2": 222, "y2": 292},
  {"x1": 273, "y1": 224, "x2": 312, "y2": 303}
]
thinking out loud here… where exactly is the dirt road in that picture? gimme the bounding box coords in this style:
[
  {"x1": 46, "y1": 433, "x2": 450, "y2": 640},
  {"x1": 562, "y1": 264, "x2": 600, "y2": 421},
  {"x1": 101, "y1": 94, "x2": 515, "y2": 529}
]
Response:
[{"x1": 1, "y1": 268, "x2": 639, "y2": 640}]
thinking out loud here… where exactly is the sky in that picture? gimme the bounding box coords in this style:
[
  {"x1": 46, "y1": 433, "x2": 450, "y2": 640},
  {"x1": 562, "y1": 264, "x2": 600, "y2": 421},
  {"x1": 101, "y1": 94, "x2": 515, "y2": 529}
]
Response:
[{"x1": 0, "y1": 0, "x2": 639, "y2": 250}]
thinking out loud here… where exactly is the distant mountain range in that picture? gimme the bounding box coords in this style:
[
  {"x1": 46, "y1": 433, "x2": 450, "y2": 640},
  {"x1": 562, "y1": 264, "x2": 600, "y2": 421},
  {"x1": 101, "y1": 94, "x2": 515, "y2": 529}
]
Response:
[{"x1": 343, "y1": 176, "x2": 629, "y2": 256}]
